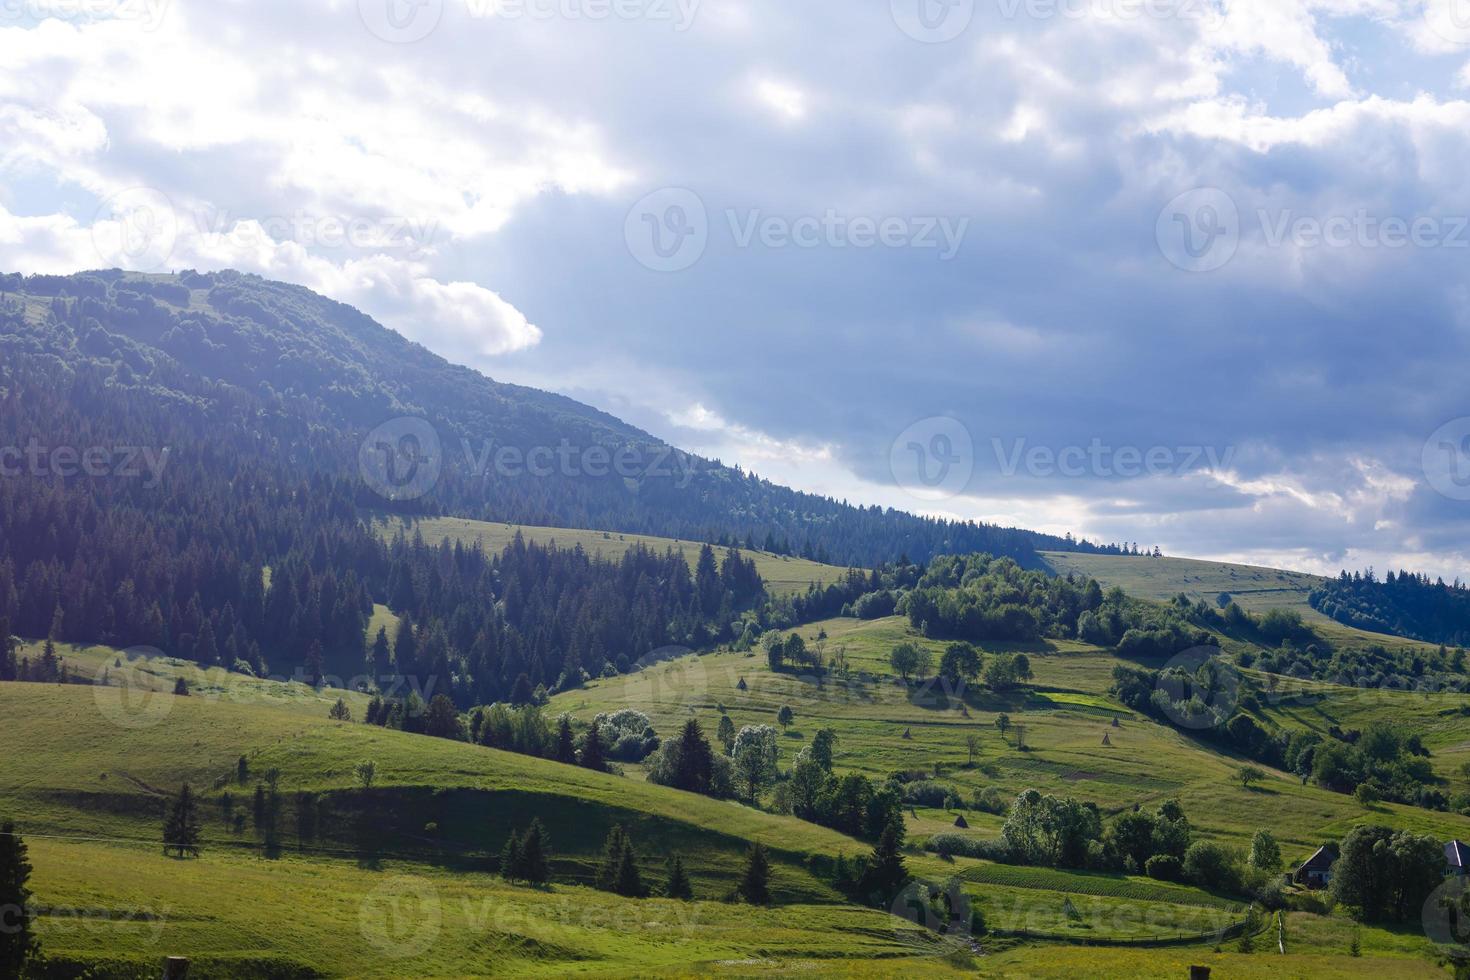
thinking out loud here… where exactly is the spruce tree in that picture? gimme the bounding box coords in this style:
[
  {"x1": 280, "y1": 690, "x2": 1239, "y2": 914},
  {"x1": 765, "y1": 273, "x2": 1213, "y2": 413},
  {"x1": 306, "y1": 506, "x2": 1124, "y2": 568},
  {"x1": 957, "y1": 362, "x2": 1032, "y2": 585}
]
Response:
[
  {"x1": 500, "y1": 828, "x2": 523, "y2": 882},
  {"x1": 163, "y1": 784, "x2": 202, "y2": 858},
  {"x1": 580, "y1": 720, "x2": 606, "y2": 772},
  {"x1": 858, "y1": 814, "x2": 909, "y2": 903},
  {"x1": 555, "y1": 716, "x2": 577, "y2": 765},
  {"x1": 738, "y1": 842, "x2": 771, "y2": 905},
  {"x1": 597, "y1": 826, "x2": 628, "y2": 891},
  {"x1": 665, "y1": 853, "x2": 693, "y2": 900},
  {"x1": 369, "y1": 626, "x2": 391, "y2": 680},
  {"x1": 393, "y1": 618, "x2": 417, "y2": 674},
  {"x1": 613, "y1": 837, "x2": 645, "y2": 898},
  {"x1": 0, "y1": 618, "x2": 15, "y2": 681},
  {"x1": 516, "y1": 819, "x2": 550, "y2": 885},
  {"x1": 0, "y1": 820, "x2": 38, "y2": 975},
  {"x1": 674, "y1": 719, "x2": 713, "y2": 793}
]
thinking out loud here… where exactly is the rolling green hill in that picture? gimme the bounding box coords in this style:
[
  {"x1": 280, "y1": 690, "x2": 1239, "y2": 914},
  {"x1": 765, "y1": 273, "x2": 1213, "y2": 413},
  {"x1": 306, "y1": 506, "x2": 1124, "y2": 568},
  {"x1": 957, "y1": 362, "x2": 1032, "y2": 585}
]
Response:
[
  {"x1": 379, "y1": 516, "x2": 857, "y2": 597},
  {"x1": 1039, "y1": 552, "x2": 1323, "y2": 615},
  {"x1": 1039, "y1": 552, "x2": 1445, "y2": 654},
  {"x1": 1, "y1": 681, "x2": 970, "y2": 977},
  {"x1": 7, "y1": 611, "x2": 1465, "y2": 976}
]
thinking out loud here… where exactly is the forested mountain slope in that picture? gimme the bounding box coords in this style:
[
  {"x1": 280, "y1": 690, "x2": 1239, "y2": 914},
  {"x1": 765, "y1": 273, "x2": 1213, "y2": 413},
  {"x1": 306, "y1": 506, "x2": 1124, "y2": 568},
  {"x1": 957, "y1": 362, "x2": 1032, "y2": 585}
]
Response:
[{"x1": 0, "y1": 269, "x2": 1111, "y2": 568}]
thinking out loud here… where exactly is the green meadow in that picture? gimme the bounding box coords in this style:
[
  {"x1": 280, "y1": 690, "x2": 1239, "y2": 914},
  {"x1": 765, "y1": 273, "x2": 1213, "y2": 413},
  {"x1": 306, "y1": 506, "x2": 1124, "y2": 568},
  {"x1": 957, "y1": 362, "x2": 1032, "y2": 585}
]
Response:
[
  {"x1": 7, "y1": 603, "x2": 1470, "y2": 974},
  {"x1": 376, "y1": 516, "x2": 857, "y2": 596}
]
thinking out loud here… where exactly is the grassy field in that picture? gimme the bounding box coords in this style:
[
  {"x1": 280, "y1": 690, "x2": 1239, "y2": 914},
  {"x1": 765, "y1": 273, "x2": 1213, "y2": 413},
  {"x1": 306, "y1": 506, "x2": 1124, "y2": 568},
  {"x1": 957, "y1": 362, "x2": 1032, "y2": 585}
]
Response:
[
  {"x1": 1039, "y1": 552, "x2": 1324, "y2": 615},
  {"x1": 26, "y1": 836, "x2": 965, "y2": 978},
  {"x1": 3, "y1": 680, "x2": 982, "y2": 975},
  {"x1": 9, "y1": 603, "x2": 1470, "y2": 974},
  {"x1": 1039, "y1": 551, "x2": 1441, "y2": 654},
  {"x1": 550, "y1": 614, "x2": 1470, "y2": 865},
  {"x1": 377, "y1": 516, "x2": 858, "y2": 596}
]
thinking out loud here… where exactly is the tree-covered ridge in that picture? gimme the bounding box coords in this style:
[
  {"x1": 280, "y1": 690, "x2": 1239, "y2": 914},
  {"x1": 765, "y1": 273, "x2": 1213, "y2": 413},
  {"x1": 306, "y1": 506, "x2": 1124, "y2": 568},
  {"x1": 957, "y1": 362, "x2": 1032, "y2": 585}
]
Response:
[
  {"x1": 1311, "y1": 568, "x2": 1470, "y2": 646},
  {"x1": 1, "y1": 269, "x2": 1118, "y2": 568},
  {"x1": 0, "y1": 284, "x2": 767, "y2": 703}
]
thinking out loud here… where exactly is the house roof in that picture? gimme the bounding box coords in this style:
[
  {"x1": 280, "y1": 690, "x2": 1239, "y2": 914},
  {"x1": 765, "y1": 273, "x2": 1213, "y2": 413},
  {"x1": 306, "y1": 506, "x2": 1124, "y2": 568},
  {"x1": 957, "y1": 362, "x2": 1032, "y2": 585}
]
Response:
[
  {"x1": 1300, "y1": 846, "x2": 1337, "y2": 871},
  {"x1": 1447, "y1": 840, "x2": 1470, "y2": 869}
]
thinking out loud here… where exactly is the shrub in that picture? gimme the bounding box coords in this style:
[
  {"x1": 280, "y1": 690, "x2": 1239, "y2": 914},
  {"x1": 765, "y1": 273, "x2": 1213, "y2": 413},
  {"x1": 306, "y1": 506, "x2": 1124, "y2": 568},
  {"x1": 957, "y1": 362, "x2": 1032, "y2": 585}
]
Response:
[
  {"x1": 1182, "y1": 841, "x2": 1241, "y2": 892},
  {"x1": 924, "y1": 835, "x2": 1014, "y2": 862},
  {"x1": 971, "y1": 787, "x2": 1007, "y2": 815},
  {"x1": 1145, "y1": 854, "x2": 1182, "y2": 882},
  {"x1": 902, "y1": 781, "x2": 954, "y2": 808}
]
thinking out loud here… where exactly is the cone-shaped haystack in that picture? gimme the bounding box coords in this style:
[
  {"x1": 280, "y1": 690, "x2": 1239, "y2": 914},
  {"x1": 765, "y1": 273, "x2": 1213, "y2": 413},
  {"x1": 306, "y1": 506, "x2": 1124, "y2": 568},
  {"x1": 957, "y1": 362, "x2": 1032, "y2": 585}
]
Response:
[
  {"x1": 954, "y1": 814, "x2": 970, "y2": 829},
  {"x1": 1101, "y1": 732, "x2": 1112, "y2": 746}
]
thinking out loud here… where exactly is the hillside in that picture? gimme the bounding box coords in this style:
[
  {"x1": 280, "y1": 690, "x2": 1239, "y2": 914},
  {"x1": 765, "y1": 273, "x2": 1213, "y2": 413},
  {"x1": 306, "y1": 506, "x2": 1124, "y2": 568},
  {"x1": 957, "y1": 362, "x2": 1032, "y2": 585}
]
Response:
[
  {"x1": 1, "y1": 681, "x2": 967, "y2": 977},
  {"x1": 0, "y1": 269, "x2": 1108, "y2": 569},
  {"x1": 1039, "y1": 552, "x2": 1449, "y2": 654},
  {"x1": 7, "y1": 616, "x2": 1462, "y2": 976},
  {"x1": 1039, "y1": 552, "x2": 1324, "y2": 615},
  {"x1": 380, "y1": 516, "x2": 857, "y2": 597}
]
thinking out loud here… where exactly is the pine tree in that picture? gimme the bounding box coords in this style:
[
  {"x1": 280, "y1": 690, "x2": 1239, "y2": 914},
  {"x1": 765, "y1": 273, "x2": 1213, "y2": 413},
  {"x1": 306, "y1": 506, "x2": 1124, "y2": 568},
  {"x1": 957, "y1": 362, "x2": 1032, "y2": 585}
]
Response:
[
  {"x1": 370, "y1": 625, "x2": 392, "y2": 682},
  {"x1": 393, "y1": 618, "x2": 417, "y2": 674},
  {"x1": 738, "y1": 842, "x2": 771, "y2": 905},
  {"x1": 0, "y1": 820, "x2": 38, "y2": 975},
  {"x1": 516, "y1": 819, "x2": 550, "y2": 885},
  {"x1": 581, "y1": 720, "x2": 607, "y2": 772},
  {"x1": 597, "y1": 826, "x2": 628, "y2": 891},
  {"x1": 674, "y1": 719, "x2": 713, "y2": 793},
  {"x1": 665, "y1": 853, "x2": 693, "y2": 900},
  {"x1": 329, "y1": 698, "x2": 351, "y2": 721},
  {"x1": 38, "y1": 638, "x2": 59, "y2": 683},
  {"x1": 500, "y1": 828, "x2": 523, "y2": 882},
  {"x1": 163, "y1": 784, "x2": 202, "y2": 858},
  {"x1": 613, "y1": 837, "x2": 645, "y2": 898},
  {"x1": 0, "y1": 618, "x2": 16, "y2": 681},
  {"x1": 555, "y1": 716, "x2": 577, "y2": 764},
  {"x1": 717, "y1": 714, "x2": 736, "y2": 753},
  {"x1": 858, "y1": 814, "x2": 908, "y2": 903}
]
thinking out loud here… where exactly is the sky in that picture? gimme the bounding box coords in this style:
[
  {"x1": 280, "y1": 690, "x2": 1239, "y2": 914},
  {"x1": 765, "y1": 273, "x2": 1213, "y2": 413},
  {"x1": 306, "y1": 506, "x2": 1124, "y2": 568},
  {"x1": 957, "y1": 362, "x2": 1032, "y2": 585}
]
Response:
[{"x1": 3, "y1": 0, "x2": 1470, "y2": 579}]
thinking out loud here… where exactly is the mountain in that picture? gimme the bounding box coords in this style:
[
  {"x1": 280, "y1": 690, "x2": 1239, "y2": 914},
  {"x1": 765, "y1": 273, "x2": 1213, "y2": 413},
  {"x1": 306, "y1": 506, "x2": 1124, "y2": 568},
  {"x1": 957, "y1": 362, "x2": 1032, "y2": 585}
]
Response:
[{"x1": 0, "y1": 269, "x2": 1112, "y2": 569}]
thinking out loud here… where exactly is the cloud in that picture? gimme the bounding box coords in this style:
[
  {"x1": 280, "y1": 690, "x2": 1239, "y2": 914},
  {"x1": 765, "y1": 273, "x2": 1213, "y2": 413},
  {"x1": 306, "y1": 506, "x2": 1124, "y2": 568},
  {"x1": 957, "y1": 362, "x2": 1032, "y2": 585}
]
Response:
[{"x1": 3, "y1": 0, "x2": 1470, "y2": 576}]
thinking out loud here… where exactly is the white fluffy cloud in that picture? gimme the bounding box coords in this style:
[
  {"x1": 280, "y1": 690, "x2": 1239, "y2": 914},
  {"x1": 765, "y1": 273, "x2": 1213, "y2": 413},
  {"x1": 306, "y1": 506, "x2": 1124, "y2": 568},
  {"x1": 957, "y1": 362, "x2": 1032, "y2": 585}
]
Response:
[{"x1": 3, "y1": 0, "x2": 1470, "y2": 574}]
